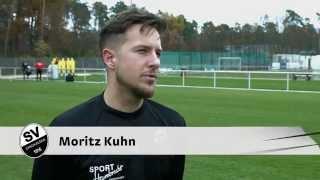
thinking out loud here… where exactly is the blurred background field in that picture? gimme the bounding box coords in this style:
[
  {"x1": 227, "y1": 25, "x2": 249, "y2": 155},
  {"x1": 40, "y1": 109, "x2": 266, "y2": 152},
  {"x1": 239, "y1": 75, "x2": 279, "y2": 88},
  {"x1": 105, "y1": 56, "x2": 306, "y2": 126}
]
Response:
[{"x1": 0, "y1": 80, "x2": 320, "y2": 180}]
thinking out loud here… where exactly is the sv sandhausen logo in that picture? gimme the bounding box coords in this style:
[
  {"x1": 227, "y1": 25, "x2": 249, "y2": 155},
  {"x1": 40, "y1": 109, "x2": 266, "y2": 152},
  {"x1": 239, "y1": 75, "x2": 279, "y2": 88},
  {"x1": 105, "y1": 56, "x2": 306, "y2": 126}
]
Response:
[
  {"x1": 19, "y1": 123, "x2": 48, "y2": 158},
  {"x1": 89, "y1": 163, "x2": 125, "y2": 180}
]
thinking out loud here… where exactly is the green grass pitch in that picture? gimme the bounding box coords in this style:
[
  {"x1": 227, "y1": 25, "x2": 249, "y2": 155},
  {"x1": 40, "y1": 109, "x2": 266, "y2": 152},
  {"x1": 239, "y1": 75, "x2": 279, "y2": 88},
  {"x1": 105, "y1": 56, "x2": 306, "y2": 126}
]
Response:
[{"x1": 0, "y1": 80, "x2": 320, "y2": 180}]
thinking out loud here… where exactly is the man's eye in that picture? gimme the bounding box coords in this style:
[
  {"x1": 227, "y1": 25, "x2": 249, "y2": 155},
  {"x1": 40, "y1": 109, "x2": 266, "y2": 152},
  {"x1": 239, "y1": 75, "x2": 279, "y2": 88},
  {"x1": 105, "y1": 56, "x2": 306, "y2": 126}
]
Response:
[
  {"x1": 156, "y1": 51, "x2": 161, "y2": 57},
  {"x1": 137, "y1": 49, "x2": 147, "y2": 54}
]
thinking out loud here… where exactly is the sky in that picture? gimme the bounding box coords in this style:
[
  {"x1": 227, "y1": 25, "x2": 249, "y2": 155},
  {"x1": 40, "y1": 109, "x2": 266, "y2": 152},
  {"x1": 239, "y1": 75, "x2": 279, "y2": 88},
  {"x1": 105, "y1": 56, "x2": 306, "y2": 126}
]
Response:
[{"x1": 84, "y1": 0, "x2": 320, "y2": 29}]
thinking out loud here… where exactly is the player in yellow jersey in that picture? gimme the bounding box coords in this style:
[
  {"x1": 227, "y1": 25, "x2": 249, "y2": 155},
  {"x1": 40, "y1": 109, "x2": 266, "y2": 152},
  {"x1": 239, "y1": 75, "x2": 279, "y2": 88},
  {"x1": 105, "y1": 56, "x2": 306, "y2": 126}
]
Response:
[
  {"x1": 66, "y1": 58, "x2": 71, "y2": 74},
  {"x1": 70, "y1": 57, "x2": 76, "y2": 75},
  {"x1": 60, "y1": 58, "x2": 66, "y2": 77}
]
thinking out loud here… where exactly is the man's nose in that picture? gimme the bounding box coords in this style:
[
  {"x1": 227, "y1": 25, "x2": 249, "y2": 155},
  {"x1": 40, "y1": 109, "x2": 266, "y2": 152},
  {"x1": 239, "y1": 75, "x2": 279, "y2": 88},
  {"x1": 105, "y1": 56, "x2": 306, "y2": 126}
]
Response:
[{"x1": 148, "y1": 51, "x2": 160, "y2": 69}]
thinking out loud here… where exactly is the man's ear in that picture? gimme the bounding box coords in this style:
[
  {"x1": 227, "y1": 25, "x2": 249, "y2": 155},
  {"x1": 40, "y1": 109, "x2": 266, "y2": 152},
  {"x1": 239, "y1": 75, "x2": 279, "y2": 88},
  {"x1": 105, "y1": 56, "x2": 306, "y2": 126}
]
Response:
[{"x1": 102, "y1": 48, "x2": 116, "y2": 70}]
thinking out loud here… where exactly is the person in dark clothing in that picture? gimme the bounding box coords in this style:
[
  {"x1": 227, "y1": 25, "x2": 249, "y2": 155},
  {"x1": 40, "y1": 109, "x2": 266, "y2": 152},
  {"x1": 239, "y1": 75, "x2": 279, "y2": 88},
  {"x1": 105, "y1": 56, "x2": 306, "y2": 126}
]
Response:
[
  {"x1": 22, "y1": 61, "x2": 31, "y2": 80},
  {"x1": 65, "y1": 73, "x2": 74, "y2": 82},
  {"x1": 32, "y1": 8, "x2": 186, "y2": 180}
]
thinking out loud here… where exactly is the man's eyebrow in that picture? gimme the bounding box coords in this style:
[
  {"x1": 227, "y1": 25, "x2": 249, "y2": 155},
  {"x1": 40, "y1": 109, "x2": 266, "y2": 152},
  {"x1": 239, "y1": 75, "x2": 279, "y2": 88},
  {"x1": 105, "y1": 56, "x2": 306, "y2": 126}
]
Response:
[
  {"x1": 133, "y1": 45, "x2": 151, "y2": 49},
  {"x1": 133, "y1": 45, "x2": 162, "y2": 51}
]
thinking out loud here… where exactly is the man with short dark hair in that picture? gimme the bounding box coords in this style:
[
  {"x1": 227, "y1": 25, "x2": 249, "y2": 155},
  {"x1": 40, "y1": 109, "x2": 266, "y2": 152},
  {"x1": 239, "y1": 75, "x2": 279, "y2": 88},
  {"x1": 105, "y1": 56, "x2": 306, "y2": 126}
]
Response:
[{"x1": 32, "y1": 8, "x2": 186, "y2": 180}]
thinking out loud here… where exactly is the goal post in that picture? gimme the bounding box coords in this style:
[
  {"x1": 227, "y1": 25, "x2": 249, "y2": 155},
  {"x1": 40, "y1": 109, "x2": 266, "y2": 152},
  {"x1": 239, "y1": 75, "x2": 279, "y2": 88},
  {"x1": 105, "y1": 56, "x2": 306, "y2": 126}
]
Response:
[{"x1": 218, "y1": 57, "x2": 242, "y2": 70}]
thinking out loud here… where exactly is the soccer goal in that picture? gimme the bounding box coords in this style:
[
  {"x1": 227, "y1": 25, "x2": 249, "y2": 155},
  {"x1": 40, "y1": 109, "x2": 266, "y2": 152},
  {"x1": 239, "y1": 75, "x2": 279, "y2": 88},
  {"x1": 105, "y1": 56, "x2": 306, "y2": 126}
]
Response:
[{"x1": 218, "y1": 57, "x2": 242, "y2": 70}]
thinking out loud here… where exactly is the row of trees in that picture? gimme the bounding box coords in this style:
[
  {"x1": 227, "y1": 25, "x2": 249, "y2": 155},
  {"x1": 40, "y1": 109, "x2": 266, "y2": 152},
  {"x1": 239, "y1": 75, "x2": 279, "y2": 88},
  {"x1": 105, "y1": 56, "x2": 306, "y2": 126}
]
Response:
[
  {"x1": 161, "y1": 9, "x2": 320, "y2": 54},
  {"x1": 0, "y1": 0, "x2": 320, "y2": 57}
]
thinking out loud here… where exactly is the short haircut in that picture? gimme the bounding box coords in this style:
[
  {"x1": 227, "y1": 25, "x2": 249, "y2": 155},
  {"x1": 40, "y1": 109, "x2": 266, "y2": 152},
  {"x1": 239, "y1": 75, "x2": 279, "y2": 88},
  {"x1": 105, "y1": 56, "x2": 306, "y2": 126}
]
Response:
[{"x1": 99, "y1": 8, "x2": 167, "y2": 52}]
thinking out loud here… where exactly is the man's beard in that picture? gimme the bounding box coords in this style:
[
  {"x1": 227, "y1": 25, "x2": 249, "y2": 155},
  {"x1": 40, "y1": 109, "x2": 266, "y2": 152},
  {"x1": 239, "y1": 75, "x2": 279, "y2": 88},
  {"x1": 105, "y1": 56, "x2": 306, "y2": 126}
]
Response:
[{"x1": 116, "y1": 72, "x2": 155, "y2": 99}]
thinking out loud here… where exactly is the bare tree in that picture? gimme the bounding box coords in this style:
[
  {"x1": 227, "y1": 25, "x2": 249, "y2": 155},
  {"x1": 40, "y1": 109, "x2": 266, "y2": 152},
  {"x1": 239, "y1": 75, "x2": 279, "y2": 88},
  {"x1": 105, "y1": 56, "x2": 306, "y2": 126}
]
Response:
[{"x1": 4, "y1": 0, "x2": 16, "y2": 56}]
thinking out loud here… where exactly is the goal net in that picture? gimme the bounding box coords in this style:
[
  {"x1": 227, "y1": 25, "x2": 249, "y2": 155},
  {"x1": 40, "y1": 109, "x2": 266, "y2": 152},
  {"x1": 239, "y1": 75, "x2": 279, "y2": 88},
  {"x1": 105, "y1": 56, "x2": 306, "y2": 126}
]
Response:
[{"x1": 218, "y1": 57, "x2": 242, "y2": 70}]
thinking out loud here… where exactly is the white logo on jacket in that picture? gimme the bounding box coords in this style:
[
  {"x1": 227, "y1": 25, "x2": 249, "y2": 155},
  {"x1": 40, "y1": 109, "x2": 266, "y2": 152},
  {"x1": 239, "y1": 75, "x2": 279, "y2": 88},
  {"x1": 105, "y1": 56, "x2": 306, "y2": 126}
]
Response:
[{"x1": 89, "y1": 164, "x2": 124, "y2": 180}]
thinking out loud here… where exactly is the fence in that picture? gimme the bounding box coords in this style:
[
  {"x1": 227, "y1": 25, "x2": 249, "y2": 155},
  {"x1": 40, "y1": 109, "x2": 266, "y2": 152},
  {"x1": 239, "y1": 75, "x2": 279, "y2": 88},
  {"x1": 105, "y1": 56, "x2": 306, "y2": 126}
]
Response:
[
  {"x1": 161, "y1": 51, "x2": 271, "y2": 70},
  {"x1": 158, "y1": 70, "x2": 320, "y2": 92},
  {"x1": 0, "y1": 67, "x2": 106, "y2": 83},
  {"x1": 1, "y1": 67, "x2": 320, "y2": 93},
  {"x1": 0, "y1": 49, "x2": 271, "y2": 70},
  {"x1": 0, "y1": 57, "x2": 104, "y2": 69}
]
